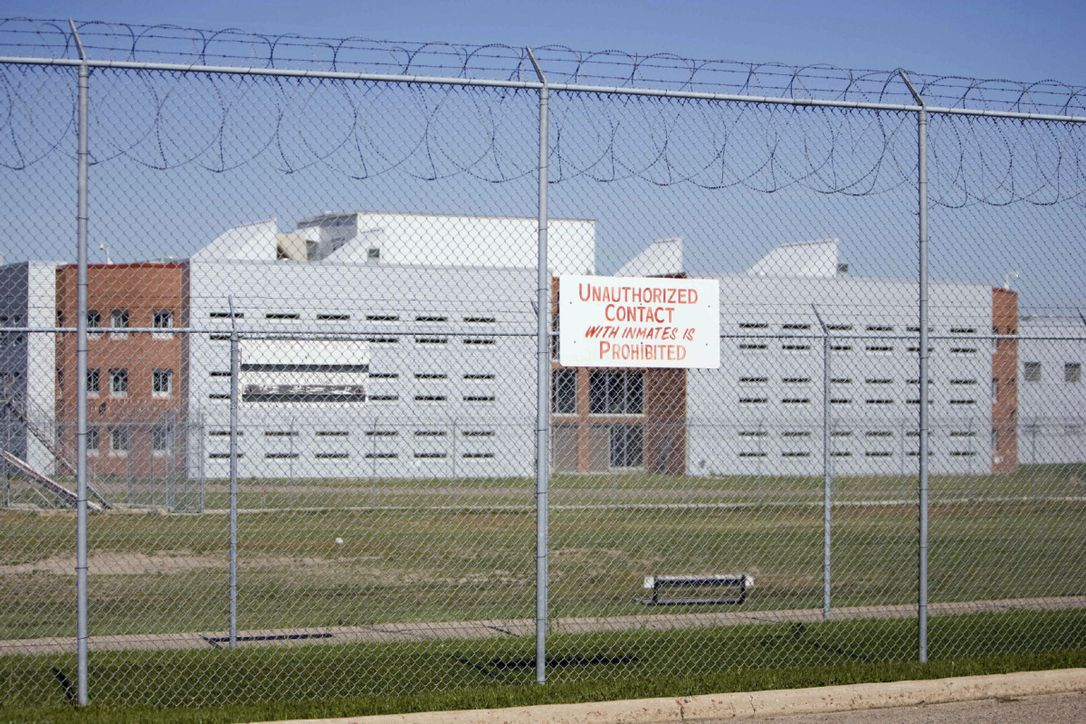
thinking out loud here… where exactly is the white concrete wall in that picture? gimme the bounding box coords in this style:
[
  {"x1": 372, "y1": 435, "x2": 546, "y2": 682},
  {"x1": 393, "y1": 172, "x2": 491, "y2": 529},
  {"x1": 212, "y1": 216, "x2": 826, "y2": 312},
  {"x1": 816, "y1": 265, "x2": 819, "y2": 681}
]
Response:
[
  {"x1": 0, "y1": 261, "x2": 56, "y2": 472},
  {"x1": 188, "y1": 258, "x2": 535, "y2": 479},
  {"x1": 315, "y1": 212, "x2": 596, "y2": 275},
  {"x1": 687, "y1": 274, "x2": 995, "y2": 477},
  {"x1": 1017, "y1": 316, "x2": 1086, "y2": 465}
]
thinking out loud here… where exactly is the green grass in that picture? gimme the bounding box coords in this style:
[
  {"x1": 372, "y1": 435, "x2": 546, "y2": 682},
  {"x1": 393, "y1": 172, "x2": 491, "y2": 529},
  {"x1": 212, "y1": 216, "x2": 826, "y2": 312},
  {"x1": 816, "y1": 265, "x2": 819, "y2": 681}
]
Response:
[
  {"x1": 1, "y1": 609, "x2": 1084, "y2": 722},
  {"x1": 1, "y1": 465, "x2": 1084, "y2": 720},
  {"x1": 1, "y1": 466, "x2": 1084, "y2": 639},
  {"x1": 21, "y1": 463, "x2": 1086, "y2": 512}
]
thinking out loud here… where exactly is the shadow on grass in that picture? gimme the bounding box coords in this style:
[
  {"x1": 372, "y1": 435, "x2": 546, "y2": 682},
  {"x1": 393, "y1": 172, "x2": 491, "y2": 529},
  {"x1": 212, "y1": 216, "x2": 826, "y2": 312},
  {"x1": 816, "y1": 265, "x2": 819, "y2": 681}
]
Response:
[{"x1": 2, "y1": 608, "x2": 1084, "y2": 723}]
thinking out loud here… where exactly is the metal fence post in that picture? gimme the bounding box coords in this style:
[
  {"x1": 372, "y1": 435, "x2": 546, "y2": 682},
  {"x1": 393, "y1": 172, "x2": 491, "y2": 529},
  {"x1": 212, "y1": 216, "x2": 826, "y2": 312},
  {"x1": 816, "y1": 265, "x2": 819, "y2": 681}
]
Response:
[
  {"x1": 70, "y1": 19, "x2": 91, "y2": 707},
  {"x1": 527, "y1": 47, "x2": 550, "y2": 685},
  {"x1": 813, "y1": 306, "x2": 832, "y2": 619},
  {"x1": 900, "y1": 69, "x2": 929, "y2": 664},
  {"x1": 227, "y1": 298, "x2": 240, "y2": 648}
]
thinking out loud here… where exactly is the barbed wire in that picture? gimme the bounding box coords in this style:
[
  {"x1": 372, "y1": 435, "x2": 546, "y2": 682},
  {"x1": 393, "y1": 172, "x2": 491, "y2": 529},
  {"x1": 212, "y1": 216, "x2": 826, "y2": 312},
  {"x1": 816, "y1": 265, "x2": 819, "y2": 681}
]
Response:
[
  {"x1": 2, "y1": 17, "x2": 1084, "y2": 114},
  {"x1": 0, "y1": 18, "x2": 1082, "y2": 207}
]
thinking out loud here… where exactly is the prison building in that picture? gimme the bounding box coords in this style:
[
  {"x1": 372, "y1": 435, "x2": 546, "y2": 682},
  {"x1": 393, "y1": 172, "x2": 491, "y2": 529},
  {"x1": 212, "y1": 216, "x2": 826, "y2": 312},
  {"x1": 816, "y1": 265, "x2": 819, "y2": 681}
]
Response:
[
  {"x1": 1016, "y1": 314, "x2": 1086, "y2": 465},
  {"x1": 187, "y1": 214, "x2": 596, "y2": 479},
  {"x1": 293, "y1": 210, "x2": 596, "y2": 274},
  {"x1": 54, "y1": 262, "x2": 190, "y2": 478},
  {"x1": 612, "y1": 239, "x2": 1016, "y2": 477},
  {"x1": 0, "y1": 261, "x2": 57, "y2": 472},
  {"x1": 0, "y1": 218, "x2": 1044, "y2": 484}
]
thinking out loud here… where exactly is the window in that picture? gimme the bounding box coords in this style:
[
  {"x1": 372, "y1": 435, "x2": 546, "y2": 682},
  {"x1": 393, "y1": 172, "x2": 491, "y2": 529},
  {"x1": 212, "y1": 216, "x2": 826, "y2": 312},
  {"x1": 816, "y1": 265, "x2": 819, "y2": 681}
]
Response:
[
  {"x1": 87, "y1": 309, "x2": 102, "y2": 337},
  {"x1": 151, "y1": 425, "x2": 171, "y2": 455},
  {"x1": 1024, "y1": 362, "x2": 1041, "y2": 382},
  {"x1": 152, "y1": 369, "x2": 173, "y2": 397},
  {"x1": 86, "y1": 427, "x2": 100, "y2": 456},
  {"x1": 1066, "y1": 363, "x2": 1081, "y2": 383},
  {"x1": 609, "y1": 425, "x2": 643, "y2": 468},
  {"x1": 152, "y1": 309, "x2": 173, "y2": 338},
  {"x1": 109, "y1": 426, "x2": 130, "y2": 455},
  {"x1": 589, "y1": 370, "x2": 643, "y2": 415},
  {"x1": 552, "y1": 368, "x2": 577, "y2": 414},
  {"x1": 366, "y1": 314, "x2": 399, "y2": 322},
  {"x1": 317, "y1": 313, "x2": 351, "y2": 321},
  {"x1": 109, "y1": 368, "x2": 128, "y2": 397},
  {"x1": 86, "y1": 368, "x2": 100, "y2": 396},
  {"x1": 265, "y1": 312, "x2": 299, "y2": 320},
  {"x1": 110, "y1": 309, "x2": 129, "y2": 338}
]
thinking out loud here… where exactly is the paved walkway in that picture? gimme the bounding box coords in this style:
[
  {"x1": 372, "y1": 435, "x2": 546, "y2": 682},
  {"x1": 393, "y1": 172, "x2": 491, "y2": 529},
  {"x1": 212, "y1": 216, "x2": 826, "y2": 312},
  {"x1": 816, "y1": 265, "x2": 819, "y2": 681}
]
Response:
[
  {"x1": 2, "y1": 595, "x2": 1083, "y2": 657},
  {"x1": 259, "y1": 668, "x2": 1086, "y2": 723},
  {"x1": 743, "y1": 690, "x2": 1086, "y2": 724}
]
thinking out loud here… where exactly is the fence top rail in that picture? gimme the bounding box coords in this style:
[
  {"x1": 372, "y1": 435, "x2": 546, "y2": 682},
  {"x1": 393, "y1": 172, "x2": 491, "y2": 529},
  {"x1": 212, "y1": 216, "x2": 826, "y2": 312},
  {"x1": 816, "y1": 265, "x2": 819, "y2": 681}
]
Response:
[
  {"x1": 2, "y1": 54, "x2": 1085, "y2": 124},
  {"x1": 0, "y1": 16, "x2": 1084, "y2": 123}
]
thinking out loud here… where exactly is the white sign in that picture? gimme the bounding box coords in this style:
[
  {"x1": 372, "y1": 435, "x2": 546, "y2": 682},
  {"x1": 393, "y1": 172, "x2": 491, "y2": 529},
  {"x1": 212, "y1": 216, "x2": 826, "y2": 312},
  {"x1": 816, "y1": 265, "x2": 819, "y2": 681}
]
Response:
[
  {"x1": 558, "y1": 275, "x2": 720, "y2": 368},
  {"x1": 240, "y1": 338, "x2": 370, "y2": 403}
]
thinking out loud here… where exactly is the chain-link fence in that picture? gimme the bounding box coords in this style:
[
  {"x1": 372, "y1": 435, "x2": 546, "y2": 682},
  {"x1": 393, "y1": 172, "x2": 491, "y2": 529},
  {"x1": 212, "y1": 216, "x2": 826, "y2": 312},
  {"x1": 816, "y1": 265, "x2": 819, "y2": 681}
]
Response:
[{"x1": 0, "y1": 18, "x2": 1084, "y2": 713}]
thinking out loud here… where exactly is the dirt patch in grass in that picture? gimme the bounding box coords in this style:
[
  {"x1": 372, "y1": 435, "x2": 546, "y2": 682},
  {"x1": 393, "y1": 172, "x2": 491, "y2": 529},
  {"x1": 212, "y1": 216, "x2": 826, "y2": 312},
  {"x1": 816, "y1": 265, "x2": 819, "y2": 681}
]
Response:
[{"x1": 0, "y1": 551, "x2": 376, "y2": 577}]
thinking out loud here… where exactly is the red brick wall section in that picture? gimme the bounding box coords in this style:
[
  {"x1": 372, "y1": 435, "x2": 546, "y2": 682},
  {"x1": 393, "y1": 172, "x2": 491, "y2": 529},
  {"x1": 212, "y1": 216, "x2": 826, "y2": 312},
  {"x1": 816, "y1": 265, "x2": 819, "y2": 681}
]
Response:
[
  {"x1": 55, "y1": 263, "x2": 188, "y2": 478},
  {"x1": 991, "y1": 287, "x2": 1018, "y2": 473}
]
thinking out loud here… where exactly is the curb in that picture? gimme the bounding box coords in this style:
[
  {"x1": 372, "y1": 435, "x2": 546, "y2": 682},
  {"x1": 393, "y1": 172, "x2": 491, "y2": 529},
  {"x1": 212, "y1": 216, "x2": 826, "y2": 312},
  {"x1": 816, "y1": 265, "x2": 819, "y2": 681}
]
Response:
[{"x1": 262, "y1": 668, "x2": 1086, "y2": 723}]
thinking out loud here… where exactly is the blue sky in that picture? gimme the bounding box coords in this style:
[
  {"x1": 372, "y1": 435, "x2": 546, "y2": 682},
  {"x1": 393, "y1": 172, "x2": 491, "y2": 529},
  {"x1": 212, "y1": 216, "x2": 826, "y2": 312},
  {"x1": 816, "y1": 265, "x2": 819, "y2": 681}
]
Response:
[
  {"x1": 4, "y1": 0, "x2": 1084, "y2": 84},
  {"x1": 0, "y1": 1, "x2": 1082, "y2": 309}
]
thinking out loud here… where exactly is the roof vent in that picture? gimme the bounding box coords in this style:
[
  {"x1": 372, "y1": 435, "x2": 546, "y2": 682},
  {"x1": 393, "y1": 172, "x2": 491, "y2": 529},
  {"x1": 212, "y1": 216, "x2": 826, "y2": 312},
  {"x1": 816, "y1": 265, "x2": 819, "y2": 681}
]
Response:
[{"x1": 837, "y1": 262, "x2": 849, "y2": 276}]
